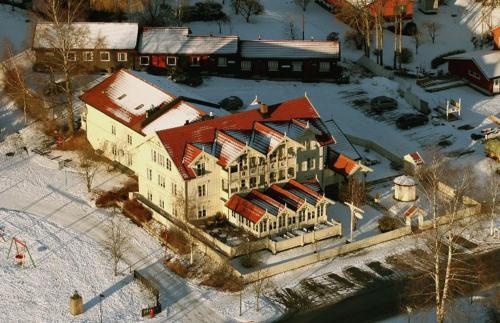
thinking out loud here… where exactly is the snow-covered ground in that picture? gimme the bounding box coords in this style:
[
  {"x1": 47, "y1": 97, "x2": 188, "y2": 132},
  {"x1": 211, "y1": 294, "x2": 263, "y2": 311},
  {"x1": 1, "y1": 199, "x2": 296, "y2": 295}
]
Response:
[
  {"x1": 0, "y1": 209, "x2": 156, "y2": 322},
  {"x1": 0, "y1": 4, "x2": 30, "y2": 54}
]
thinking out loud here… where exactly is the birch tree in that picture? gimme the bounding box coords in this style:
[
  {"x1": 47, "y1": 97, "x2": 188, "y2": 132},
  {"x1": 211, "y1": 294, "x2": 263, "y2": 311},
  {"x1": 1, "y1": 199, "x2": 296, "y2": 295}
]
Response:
[
  {"x1": 339, "y1": 1, "x2": 373, "y2": 57},
  {"x1": 424, "y1": 21, "x2": 440, "y2": 44},
  {"x1": 232, "y1": 0, "x2": 264, "y2": 23},
  {"x1": 36, "y1": 0, "x2": 94, "y2": 136},
  {"x1": 175, "y1": 194, "x2": 195, "y2": 265},
  {"x1": 404, "y1": 154, "x2": 484, "y2": 323}
]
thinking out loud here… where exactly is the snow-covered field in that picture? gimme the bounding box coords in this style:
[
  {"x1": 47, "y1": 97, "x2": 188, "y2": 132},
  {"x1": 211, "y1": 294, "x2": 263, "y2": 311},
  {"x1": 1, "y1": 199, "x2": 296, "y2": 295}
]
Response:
[{"x1": 0, "y1": 4, "x2": 30, "y2": 54}]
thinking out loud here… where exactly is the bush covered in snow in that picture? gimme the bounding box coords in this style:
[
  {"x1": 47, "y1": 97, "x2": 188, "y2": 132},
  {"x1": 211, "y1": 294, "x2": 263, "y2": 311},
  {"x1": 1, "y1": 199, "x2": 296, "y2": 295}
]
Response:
[
  {"x1": 378, "y1": 216, "x2": 400, "y2": 233},
  {"x1": 430, "y1": 49, "x2": 466, "y2": 69}
]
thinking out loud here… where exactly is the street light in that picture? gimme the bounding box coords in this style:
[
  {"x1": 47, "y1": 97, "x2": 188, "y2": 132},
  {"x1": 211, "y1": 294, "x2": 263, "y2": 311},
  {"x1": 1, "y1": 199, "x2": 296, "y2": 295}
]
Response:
[
  {"x1": 344, "y1": 201, "x2": 364, "y2": 242},
  {"x1": 99, "y1": 293, "x2": 105, "y2": 323}
]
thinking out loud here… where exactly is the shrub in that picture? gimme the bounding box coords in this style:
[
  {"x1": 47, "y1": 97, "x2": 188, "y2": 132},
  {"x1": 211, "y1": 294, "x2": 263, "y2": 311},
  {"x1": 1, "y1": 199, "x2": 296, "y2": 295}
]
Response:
[
  {"x1": 378, "y1": 216, "x2": 400, "y2": 233},
  {"x1": 201, "y1": 262, "x2": 243, "y2": 292},
  {"x1": 327, "y1": 32, "x2": 340, "y2": 41},
  {"x1": 400, "y1": 48, "x2": 413, "y2": 64},
  {"x1": 95, "y1": 179, "x2": 138, "y2": 208},
  {"x1": 219, "y1": 96, "x2": 243, "y2": 111},
  {"x1": 123, "y1": 199, "x2": 152, "y2": 225},
  {"x1": 431, "y1": 49, "x2": 466, "y2": 69},
  {"x1": 164, "y1": 226, "x2": 190, "y2": 254},
  {"x1": 344, "y1": 30, "x2": 363, "y2": 50},
  {"x1": 403, "y1": 22, "x2": 417, "y2": 36},
  {"x1": 181, "y1": 2, "x2": 227, "y2": 22},
  {"x1": 485, "y1": 138, "x2": 500, "y2": 160},
  {"x1": 165, "y1": 258, "x2": 189, "y2": 278}
]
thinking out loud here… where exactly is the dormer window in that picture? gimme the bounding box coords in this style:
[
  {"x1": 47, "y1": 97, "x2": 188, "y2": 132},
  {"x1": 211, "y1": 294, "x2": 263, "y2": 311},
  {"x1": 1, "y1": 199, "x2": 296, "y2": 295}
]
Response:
[{"x1": 196, "y1": 163, "x2": 206, "y2": 176}]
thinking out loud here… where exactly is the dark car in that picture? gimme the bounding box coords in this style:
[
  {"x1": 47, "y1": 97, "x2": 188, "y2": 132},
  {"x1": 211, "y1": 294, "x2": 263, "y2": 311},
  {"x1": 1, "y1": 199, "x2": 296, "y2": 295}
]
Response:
[
  {"x1": 370, "y1": 96, "x2": 398, "y2": 113},
  {"x1": 396, "y1": 113, "x2": 429, "y2": 129}
]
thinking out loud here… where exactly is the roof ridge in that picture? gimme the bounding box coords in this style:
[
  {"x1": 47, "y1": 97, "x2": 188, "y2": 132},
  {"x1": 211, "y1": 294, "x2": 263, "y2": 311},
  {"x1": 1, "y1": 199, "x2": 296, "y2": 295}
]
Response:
[
  {"x1": 249, "y1": 189, "x2": 285, "y2": 209},
  {"x1": 288, "y1": 179, "x2": 323, "y2": 199}
]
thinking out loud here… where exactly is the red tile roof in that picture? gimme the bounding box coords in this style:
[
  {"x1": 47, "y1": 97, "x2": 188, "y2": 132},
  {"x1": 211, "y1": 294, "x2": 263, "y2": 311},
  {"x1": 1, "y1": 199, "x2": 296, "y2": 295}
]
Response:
[
  {"x1": 226, "y1": 194, "x2": 266, "y2": 224},
  {"x1": 329, "y1": 153, "x2": 359, "y2": 177},
  {"x1": 157, "y1": 96, "x2": 325, "y2": 179},
  {"x1": 409, "y1": 152, "x2": 424, "y2": 165}
]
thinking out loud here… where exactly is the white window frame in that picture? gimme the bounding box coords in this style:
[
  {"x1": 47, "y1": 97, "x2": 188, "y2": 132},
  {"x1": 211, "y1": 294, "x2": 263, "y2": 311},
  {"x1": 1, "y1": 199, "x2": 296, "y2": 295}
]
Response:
[
  {"x1": 241, "y1": 60, "x2": 251, "y2": 71},
  {"x1": 292, "y1": 61, "x2": 303, "y2": 72},
  {"x1": 191, "y1": 56, "x2": 201, "y2": 66},
  {"x1": 100, "y1": 51, "x2": 110, "y2": 62},
  {"x1": 319, "y1": 61, "x2": 330, "y2": 72},
  {"x1": 468, "y1": 69, "x2": 481, "y2": 80},
  {"x1": 268, "y1": 61, "x2": 279, "y2": 72},
  {"x1": 167, "y1": 56, "x2": 177, "y2": 66},
  {"x1": 83, "y1": 51, "x2": 93, "y2": 61},
  {"x1": 217, "y1": 57, "x2": 227, "y2": 67},
  {"x1": 117, "y1": 52, "x2": 127, "y2": 62},
  {"x1": 67, "y1": 51, "x2": 77, "y2": 61},
  {"x1": 140, "y1": 56, "x2": 149, "y2": 66}
]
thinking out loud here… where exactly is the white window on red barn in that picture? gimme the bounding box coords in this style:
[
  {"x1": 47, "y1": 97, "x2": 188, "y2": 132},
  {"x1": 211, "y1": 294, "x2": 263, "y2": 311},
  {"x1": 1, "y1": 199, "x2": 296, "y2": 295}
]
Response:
[
  {"x1": 292, "y1": 61, "x2": 303, "y2": 72},
  {"x1": 217, "y1": 57, "x2": 227, "y2": 67},
  {"x1": 140, "y1": 56, "x2": 149, "y2": 65},
  {"x1": 83, "y1": 51, "x2": 93, "y2": 61},
  {"x1": 100, "y1": 51, "x2": 110, "y2": 61},
  {"x1": 241, "y1": 60, "x2": 251, "y2": 71},
  {"x1": 117, "y1": 52, "x2": 127, "y2": 62},
  {"x1": 67, "y1": 52, "x2": 76, "y2": 61},
  {"x1": 319, "y1": 62, "x2": 330, "y2": 72},
  {"x1": 167, "y1": 56, "x2": 177, "y2": 66},
  {"x1": 268, "y1": 61, "x2": 279, "y2": 71},
  {"x1": 191, "y1": 56, "x2": 201, "y2": 66}
]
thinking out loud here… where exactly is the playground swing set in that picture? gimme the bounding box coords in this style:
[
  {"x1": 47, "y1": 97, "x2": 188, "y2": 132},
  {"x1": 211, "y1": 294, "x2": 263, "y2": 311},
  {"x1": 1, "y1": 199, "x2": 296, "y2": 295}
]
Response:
[{"x1": 7, "y1": 237, "x2": 36, "y2": 268}]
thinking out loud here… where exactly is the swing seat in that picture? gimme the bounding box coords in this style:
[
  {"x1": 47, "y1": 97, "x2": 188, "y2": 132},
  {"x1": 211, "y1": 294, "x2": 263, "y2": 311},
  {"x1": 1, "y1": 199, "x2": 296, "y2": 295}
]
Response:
[{"x1": 15, "y1": 253, "x2": 25, "y2": 263}]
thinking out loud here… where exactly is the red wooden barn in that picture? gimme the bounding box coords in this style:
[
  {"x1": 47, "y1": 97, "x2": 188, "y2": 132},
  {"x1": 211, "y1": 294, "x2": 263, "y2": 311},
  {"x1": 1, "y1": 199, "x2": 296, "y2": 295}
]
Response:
[{"x1": 445, "y1": 27, "x2": 500, "y2": 96}]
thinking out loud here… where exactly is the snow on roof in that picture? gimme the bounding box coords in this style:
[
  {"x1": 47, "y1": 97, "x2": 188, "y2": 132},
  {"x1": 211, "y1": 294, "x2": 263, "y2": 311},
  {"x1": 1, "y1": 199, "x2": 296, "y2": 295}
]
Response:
[
  {"x1": 139, "y1": 27, "x2": 238, "y2": 54},
  {"x1": 142, "y1": 101, "x2": 203, "y2": 135},
  {"x1": 446, "y1": 49, "x2": 500, "y2": 79},
  {"x1": 240, "y1": 40, "x2": 340, "y2": 59},
  {"x1": 394, "y1": 175, "x2": 416, "y2": 186},
  {"x1": 105, "y1": 70, "x2": 174, "y2": 116},
  {"x1": 33, "y1": 22, "x2": 138, "y2": 49}
]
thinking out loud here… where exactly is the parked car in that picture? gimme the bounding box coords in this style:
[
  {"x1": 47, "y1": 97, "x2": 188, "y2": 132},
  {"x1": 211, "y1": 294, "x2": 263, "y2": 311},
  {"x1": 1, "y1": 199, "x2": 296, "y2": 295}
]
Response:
[
  {"x1": 370, "y1": 96, "x2": 398, "y2": 113},
  {"x1": 219, "y1": 96, "x2": 243, "y2": 111},
  {"x1": 396, "y1": 113, "x2": 428, "y2": 129}
]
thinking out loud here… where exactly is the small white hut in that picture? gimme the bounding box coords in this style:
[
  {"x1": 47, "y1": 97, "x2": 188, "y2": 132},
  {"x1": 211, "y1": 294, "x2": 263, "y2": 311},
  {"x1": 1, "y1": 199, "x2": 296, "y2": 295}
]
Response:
[{"x1": 394, "y1": 175, "x2": 417, "y2": 202}]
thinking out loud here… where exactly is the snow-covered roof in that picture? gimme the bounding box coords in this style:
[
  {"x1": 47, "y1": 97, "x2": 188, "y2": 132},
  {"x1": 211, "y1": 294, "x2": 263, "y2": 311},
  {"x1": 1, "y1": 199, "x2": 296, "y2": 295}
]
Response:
[
  {"x1": 33, "y1": 22, "x2": 139, "y2": 49},
  {"x1": 104, "y1": 70, "x2": 174, "y2": 117},
  {"x1": 139, "y1": 27, "x2": 238, "y2": 54},
  {"x1": 394, "y1": 175, "x2": 416, "y2": 186},
  {"x1": 446, "y1": 49, "x2": 500, "y2": 79},
  {"x1": 240, "y1": 40, "x2": 340, "y2": 59},
  {"x1": 142, "y1": 101, "x2": 203, "y2": 135}
]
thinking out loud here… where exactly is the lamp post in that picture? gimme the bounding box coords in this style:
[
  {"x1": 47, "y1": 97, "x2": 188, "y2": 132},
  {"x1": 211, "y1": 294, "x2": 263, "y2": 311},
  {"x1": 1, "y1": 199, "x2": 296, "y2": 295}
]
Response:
[
  {"x1": 344, "y1": 202, "x2": 364, "y2": 242},
  {"x1": 99, "y1": 293, "x2": 105, "y2": 323}
]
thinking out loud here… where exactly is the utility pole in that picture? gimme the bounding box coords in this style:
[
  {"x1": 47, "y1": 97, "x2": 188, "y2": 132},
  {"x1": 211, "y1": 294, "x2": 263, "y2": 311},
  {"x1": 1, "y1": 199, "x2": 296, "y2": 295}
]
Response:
[
  {"x1": 99, "y1": 293, "x2": 105, "y2": 323},
  {"x1": 239, "y1": 275, "x2": 243, "y2": 316}
]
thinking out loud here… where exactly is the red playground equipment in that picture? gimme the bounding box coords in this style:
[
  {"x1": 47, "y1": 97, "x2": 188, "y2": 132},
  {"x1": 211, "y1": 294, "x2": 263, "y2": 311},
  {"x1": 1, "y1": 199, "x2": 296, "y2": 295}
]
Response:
[{"x1": 7, "y1": 237, "x2": 36, "y2": 268}]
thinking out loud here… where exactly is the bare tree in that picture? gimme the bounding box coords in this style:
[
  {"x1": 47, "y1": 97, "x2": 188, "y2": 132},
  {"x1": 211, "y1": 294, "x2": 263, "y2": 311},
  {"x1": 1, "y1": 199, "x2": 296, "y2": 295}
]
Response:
[
  {"x1": 174, "y1": 194, "x2": 195, "y2": 265},
  {"x1": 1, "y1": 39, "x2": 45, "y2": 124},
  {"x1": 78, "y1": 154, "x2": 100, "y2": 193},
  {"x1": 338, "y1": 0, "x2": 373, "y2": 57},
  {"x1": 252, "y1": 269, "x2": 271, "y2": 312},
  {"x1": 405, "y1": 154, "x2": 485, "y2": 323},
  {"x1": 373, "y1": 2, "x2": 385, "y2": 65},
  {"x1": 232, "y1": 0, "x2": 264, "y2": 23},
  {"x1": 36, "y1": 0, "x2": 95, "y2": 136},
  {"x1": 424, "y1": 21, "x2": 440, "y2": 44},
  {"x1": 340, "y1": 176, "x2": 366, "y2": 230},
  {"x1": 285, "y1": 14, "x2": 297, "y2": 40},
  {"x1": 140, "y1": 0, "x2": 177, "y2": 27},
  {"x1": 104, "y1": 211, "x2": 130, "y2": 276},
  {"x1": 485, "y1": 164, "x2": 499, "y2": 236},
  {"x1": 412, "y1": 30, "x2": 423, "y2": 55}
]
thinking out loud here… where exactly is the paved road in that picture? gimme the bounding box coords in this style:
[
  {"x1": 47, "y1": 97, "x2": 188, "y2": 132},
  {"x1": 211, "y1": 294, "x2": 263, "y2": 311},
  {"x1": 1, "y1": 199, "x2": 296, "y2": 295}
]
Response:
[{"x1": 0, "y1": 152, "x2": 226, "y2": 322}]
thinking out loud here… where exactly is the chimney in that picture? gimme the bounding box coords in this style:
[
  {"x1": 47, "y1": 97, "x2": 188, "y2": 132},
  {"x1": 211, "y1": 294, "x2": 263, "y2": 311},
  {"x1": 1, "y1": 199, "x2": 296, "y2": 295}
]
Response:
[
  {"x1": 185, "y1": 120, "x2": 190, "y2": 125},
  {"x1": 259, "y1": 103, "x2": 269, "y2": 115}
]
